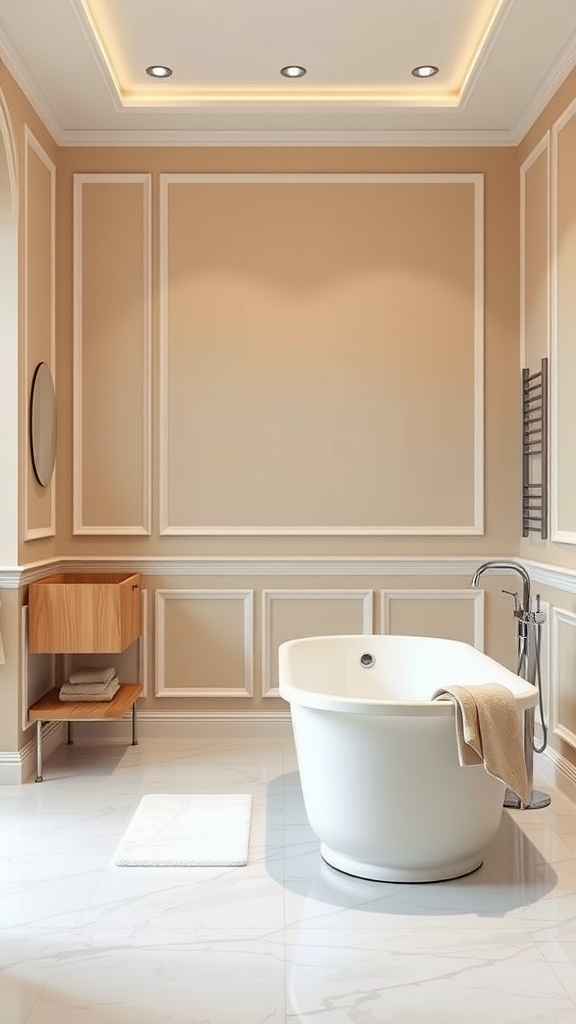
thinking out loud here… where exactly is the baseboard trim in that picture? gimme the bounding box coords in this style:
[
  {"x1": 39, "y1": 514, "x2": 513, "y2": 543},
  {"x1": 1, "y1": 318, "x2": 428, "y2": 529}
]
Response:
[
  {"x1": 0, "y1": 722, "x2": 65, "y2": 784},
  {"x1": 1, "y1": 714, "x2": 293, "y2": 783},
  {"x1": 56, "y1": 711, "x2": 293, "y2": 744},
  {"x1": 535, "y1": 747, "x2": 576, "y2": 807}
]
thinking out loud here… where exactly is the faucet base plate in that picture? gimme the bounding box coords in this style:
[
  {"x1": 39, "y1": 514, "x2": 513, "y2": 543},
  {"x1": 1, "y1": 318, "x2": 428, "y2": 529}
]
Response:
[{"x1": 504, "y1": 787, "x2": 551, "y2": 810}]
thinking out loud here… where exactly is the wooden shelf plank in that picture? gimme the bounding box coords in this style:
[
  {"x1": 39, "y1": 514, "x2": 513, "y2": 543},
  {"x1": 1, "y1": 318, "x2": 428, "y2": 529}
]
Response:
[{"x1": 28, "y1": 683, "x2": 142, "y2": 722}]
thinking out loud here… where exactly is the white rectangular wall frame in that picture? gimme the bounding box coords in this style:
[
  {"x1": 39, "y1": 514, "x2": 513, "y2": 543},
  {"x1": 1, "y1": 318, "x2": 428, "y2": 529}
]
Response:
[
  {"x1": 139, "y1": 588, "x2": 148, "y2": 697},
  {"x1": 520, "y1": 132, "x2": 550, "y2": 372},
  {"x1": 380, "y1": 589, "x2": 484, "y2": 649},
  {"x1": 534, "y1": 599, "x2": 550, "y2": 731},
  {"x1": 159, "y1": 173, "x2": 484, "y2": 537},
  {"x1": 73, "y1": 173, "x2": 152, "y2": 535},
  {"x1": 21, "y1": 605, "x2": 55, "y2": 731},
  {"x1": 551, "y1": 97, "x2": 576, "y2": 542},
  {"x1": 155, "y1": 589, "x2": 254, "y2": 698},
  {"x1": 550, "y1": 606, "x2": 576, "y2": 750},
  {"x1": 261, "y1": 588, "x2": 373, "y2": 697},
  {"x1": 23, "y1": 128, "x2": 56, "y2": 541}
]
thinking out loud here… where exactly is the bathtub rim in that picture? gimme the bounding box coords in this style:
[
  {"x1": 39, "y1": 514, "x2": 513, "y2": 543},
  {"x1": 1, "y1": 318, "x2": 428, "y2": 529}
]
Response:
[{"x1": 278, "y1": 634, "x2": 539, "y2": 715}]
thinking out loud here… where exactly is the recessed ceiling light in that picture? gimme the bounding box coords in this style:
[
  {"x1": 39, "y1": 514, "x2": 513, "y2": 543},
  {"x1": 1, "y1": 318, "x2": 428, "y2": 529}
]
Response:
[
  {"x1": 411, "y1": 65, "x2": 439, "y2": 78},
  {"x1": 280, "y1": 65, "x2": 307, "y2": 78},
  {"x1": 146, "y1": 65, "x2": 173, "y2": 78}
]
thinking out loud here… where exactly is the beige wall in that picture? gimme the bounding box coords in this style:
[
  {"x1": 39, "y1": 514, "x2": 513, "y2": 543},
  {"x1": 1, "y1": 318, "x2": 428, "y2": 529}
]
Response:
[
  {"x1": 5, "y1": 52, "x2": 576, "y2": 787},
  {"x1": 0, "y1": 60, "x2": 59, "y2": 567},
  {"x1": 54, "y1": 145, "x2": 520, "y2": 559},
  {"x1": 0, "y1": 61, "x2": 58, "y2": 753},
  {"x1": 517, "y1": 61, "x2": 576, "y2": 776}
]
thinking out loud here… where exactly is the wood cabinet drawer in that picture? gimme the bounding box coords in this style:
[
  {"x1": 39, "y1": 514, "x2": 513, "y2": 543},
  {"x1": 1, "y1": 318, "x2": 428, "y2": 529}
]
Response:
[{"x1": 28, "y1": 572, "x2": 142, "y2": 653}]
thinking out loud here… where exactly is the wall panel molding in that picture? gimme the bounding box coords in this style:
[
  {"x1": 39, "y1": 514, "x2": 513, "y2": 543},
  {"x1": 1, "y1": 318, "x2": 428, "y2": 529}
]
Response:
[
  {"x1": 139, "y1": 588, "x2": 149, "y2": 697},
  {"x1": 155, "y1": 589, "x2": 254, "y2": 698},
  {"x1": 21, "y1": 604, "x2": 55, "y2": 731},
  {"x1": 159, "y1": 172, "x2": 484, "y2": 537},
  {"x1": 551, "y1": 98, "x2": 576, "y2": 543},
  {"x1": 23, "y1": 127, "x2": 55, "y2": 541},
  {"x1": 73, "y1": 173, "x2": 152, "y2": 536},
  {"x1": 380, "y1": 588, "x2": 484, "y2": 648},
  {"x1": 550, "y1": 605, "x2": 576, "y2": 750},
  {"x1": 519, "y1": 131, "x2": 550, "y2": 371},
  {"x1": 534, "y1": 599, "x2": 550, "y2": 731},
  {"x1": 261, "y1": 588, "x2": 373, "y2": 697}
]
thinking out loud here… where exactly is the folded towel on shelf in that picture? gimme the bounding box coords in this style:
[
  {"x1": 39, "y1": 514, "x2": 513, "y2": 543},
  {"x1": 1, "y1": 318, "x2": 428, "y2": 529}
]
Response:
[
  {"x1": 60, "y1": 679, "x2": 120, "y2": 696},
  {"x1": 432, "y1": 683, "x2": 530, "y2": 806},
  {"x1": 68, "y1": 666, "x2": 116, "y2": 685},
  {"x1": 59, "y1": 677, "x2": 120, "y2": 702}
]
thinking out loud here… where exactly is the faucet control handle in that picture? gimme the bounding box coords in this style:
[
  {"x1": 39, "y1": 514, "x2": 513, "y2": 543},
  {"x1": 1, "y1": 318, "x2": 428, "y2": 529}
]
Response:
[{"x1": 501, "y1": 589, "x2": 520, "y2": 613}]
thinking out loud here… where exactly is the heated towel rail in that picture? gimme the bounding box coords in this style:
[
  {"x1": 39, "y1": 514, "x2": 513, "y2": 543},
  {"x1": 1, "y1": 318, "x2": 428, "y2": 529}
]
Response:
[{"x1": 522, "y1": 357, "x2": 548, "y2": 540}]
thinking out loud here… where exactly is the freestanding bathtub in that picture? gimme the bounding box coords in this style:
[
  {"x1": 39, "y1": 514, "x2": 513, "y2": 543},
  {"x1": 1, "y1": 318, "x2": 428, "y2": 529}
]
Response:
[{"x1": 279, "y1": 635, "x2": 538, "y2": 883}]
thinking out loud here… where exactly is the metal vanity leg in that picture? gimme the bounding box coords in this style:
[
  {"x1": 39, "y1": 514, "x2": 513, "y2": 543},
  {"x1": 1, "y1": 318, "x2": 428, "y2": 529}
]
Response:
[
  {"x1": 67, "y1": 721, "x2": 74, "y2": 744},
  {"x1": 131, "y1": 702, "x2": 138, "y2": 745},
  {"x1": 35, "y1": 720, "x2": 44, "y2": 782}
]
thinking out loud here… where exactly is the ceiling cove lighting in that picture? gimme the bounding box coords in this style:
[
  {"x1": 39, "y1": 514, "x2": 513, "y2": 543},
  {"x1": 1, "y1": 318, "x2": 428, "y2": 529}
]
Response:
[
  {"x1": 146, "y1": 65, "x2": 173, "y2": 78},
  {"x1": 411, "y1": 65, "x2": 439, "y2": 78},
  {"x1": 280, "y1": 65, "x2": 307, "y2": 78}
]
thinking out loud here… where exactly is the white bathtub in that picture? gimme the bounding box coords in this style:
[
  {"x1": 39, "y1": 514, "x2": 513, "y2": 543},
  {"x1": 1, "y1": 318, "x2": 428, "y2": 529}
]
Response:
[{"x1": 278, "y1": 634, "x2": 538, "y2": 883}]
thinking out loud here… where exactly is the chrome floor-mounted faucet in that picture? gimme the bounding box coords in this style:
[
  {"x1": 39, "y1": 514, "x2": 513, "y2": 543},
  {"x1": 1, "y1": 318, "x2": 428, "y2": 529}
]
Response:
[{"x1": 471, "y1": 560, "x2": 550, "y2": 811}]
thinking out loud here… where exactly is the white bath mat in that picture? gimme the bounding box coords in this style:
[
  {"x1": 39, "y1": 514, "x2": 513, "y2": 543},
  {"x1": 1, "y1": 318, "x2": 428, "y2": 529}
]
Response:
[{"x1": 113, "y1": 793, "x2": 252, "y2": 867}]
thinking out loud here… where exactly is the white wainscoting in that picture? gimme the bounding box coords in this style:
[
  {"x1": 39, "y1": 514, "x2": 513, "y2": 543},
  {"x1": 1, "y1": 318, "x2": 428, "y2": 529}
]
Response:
[
  {"x1": 261, "y1": 588, "x2": 373, "y2": 697},
  {"x1": 550, "y1": 605, "x2": 576, "y2": 751},
  {"x1": 380, "y1": 588, "x2": 484, "y2": 648},
  {"x1": 155, "y1": 589, "x2": 254, "y2": 698},
  {"x1": 534, "y1": 599, "x2": 550, "y2": 732},
  {"x1": 21, "y1": 605, "x2": 55, "y2": 731}
]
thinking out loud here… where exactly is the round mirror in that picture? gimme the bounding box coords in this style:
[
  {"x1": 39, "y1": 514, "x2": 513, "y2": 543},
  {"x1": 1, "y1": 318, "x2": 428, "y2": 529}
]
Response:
[{"x1": 30, "y1": 362, "x2": 56, "y2": 486}]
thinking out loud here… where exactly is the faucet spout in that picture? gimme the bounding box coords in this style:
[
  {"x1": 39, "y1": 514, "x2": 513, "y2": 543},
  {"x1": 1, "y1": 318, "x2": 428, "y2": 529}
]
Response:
[{"x1": 471, "y1": 560, "x2": 531, "y2": 615}]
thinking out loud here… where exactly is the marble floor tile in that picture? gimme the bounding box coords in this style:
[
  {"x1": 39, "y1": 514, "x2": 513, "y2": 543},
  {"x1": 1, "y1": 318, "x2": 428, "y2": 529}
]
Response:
[
  {"x1": 26, "y1": 927, "x2": 285, "y2": 1024},
  {"x1": 284, "y1": 928, "x2": 576, "y2": 1022},
  {"x1": 0, "y1": 930, "x2": 73, "y2": 1024},
  {"x1": 77, "y1": 859, "x2": 286, "y2": 930},
  {"x1": 2, "y1": 737, "x2": 576, "y2": 1022},
  {"x1": 0, "y1": 872, "x2": 101, "y2": 931},
  {"x1": 535, "y1": 939, "x2": 576, "y2": 964}
]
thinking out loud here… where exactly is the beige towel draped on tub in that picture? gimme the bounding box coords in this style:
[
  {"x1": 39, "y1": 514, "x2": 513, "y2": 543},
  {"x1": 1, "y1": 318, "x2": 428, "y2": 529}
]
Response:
[{"x1": 432, "y1": 683, "x2": 530, "y2": 806}]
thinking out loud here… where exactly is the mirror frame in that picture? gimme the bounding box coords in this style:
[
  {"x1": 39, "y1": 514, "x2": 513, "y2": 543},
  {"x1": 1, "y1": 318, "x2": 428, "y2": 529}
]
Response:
[{"x1": 30, "y1": 361, "x2": 56, "y2": 487}]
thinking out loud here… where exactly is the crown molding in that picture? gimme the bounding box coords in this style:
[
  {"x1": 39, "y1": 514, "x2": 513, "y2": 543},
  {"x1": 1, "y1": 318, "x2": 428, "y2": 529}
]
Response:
[
  {"x1": 511, "y1": 24, "x2": 576, "y2": 144},
  {"x1": 2, "y1": 0, "x2": 576, "y2": 151},
  {"x1": 0, "y1": 20, "x2": 64, "y2": 142},
  {"x1": 54, "y1": 127, "x2": 516, "y2": 148}
]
